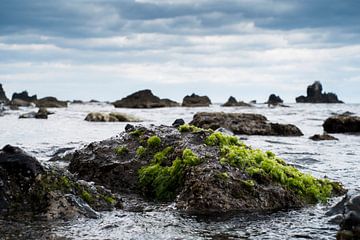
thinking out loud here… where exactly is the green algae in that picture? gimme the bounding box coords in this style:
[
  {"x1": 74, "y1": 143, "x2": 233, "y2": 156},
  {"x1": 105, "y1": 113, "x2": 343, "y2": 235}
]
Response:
[
  {"x1": 136, "y1": 146, "x2": 146, "y2": 157},
  {"x1": 114, "y1": 146, "x2": 129, "y2": 156},
  {"x1": 138, "y1": 148, "x2": 200, "y2": 201},
  {"x1": 147, "y1": 136, "x2": 161, "y2": 148},
  {"x1": 205, "y1": 131, "x2": 336, "y2": 203},
  {"x1": 178, "y1": 124, "x2": 203, "y2": 133}
]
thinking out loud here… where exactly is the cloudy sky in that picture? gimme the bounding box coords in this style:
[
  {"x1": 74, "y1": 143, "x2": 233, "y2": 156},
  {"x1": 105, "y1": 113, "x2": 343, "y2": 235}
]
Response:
[{"x1": 0, "y1": 0, "x2": 359, "y2": 103}]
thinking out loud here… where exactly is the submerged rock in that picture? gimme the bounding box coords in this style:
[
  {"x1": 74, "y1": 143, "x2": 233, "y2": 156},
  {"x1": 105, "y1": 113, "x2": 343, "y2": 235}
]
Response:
[
  {"x1": 0, "y1": 84, "x2": 9, "y2": 104},
  {"x1": 113, "y1": 89, "x2": 179, "y2": 108},
  {"x1": 0, "y1": 145, "x2": 121, "y2": 221},
  {"x1": 323, "y1": 115, "x2": 360, "y2": 134},
  {"x1": 36, "y1": 97, "x2": 67, "y2": 108},
  {"x1": 296, "y1": 81, "x2": 343, "y2": 103},
  {"x1": 85, "y1": 112, "x2": 139, "y2": 122},
  {"x1": 190, "y1": 112, "x2": 303, "y2": 136},
  {"x1": 309, "y1": 134, "x2": 338, "y2": 141},
  {"x1": 19, "y1": 108, "x2": 53, "y2": 119},
  {"x1": 67, "y1": 124, "x2": 343, "y2": 215},
  {"x1": 182, "y1": 93, "x2": 211, "y2": 107},
  {"x1": 222, "y1": 96, "x2": 251, "y2": 107}
]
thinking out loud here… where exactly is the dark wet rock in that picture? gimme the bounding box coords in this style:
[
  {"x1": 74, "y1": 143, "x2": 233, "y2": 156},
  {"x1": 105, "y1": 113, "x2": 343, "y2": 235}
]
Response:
[
  {"x1": 19, "y1": 108, "x2": 53, "y2": 119},
  {"x1": 85, "y1": 112, "x2": 139, "y2": 122},
  {"x1": 0, "y1": 84, "x2": 9, "y2": 104},
  {"x1": 190, "y1": 112, "x2": 303, "y2": 136},
  {"x1": 250, "y1": 100, "x2": 257, "y2": 104},
  {"x1": 0, "y1": 145, "x2": 121, "y2": 221},
  {"x1": 113, "y1": 89, "x2": 179, "y2": 108},
  {"x1": 90, "y1": 99, "x2": 100, "y2": 103},
  {"x1": 66, "y1": 125, "x2": 342, "y2": 215},
  {"x1": 125, "y1": 124, "x2": 135, "y2": 132},
  {"x1": 72, "y1": 100, "x2": 84, "y2": 104},
  {"x1": 182, "y1": 93, "x2": 211, "y2": 107},
  {"x1": 296, "y1": 81, "x2": 343, "y2": 103},
  {"x1": 309, "y1": 134, "x2": 338, "y2": 141},
  {"x1": 323, "y1": 115, "x2": 360, "y2": 134},
  {"x1": 326, "y1": 192, "x2": 360, "y2": 239},
  {"x1": 10, "y1": 98, "x2": 34, "y2": 107},
  {"x1": 36, "y1": 97, "x2": 67, "y2": 108},
  {"x1": 222, "y1": 96, "x2": 251, "y2": 107},
  {"x1": 267, "y1": 94, "x2": 283, "y2": 105},
  {"x1": 172, "y1": 118, "x2": 185, "y2": 127},
  {"x1": 0, "y1": 103, "x2": 5, "y2": 117},
  {"x1": 12, "y1": 91, "x2": 37, "y2": 103}
]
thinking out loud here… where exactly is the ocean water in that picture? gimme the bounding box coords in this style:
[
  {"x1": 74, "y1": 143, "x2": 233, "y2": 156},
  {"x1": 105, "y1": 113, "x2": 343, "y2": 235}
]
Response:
[{"x1": 0, "y1": 103, "x2": 359, "y2": 240}]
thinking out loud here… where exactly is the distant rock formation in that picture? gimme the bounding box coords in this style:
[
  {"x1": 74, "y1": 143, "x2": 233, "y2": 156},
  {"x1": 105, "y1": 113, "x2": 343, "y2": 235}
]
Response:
[
  {"x1": 0, "y1": 84, "x2": 9, "y2": 103},
  {"x1": 190, "y1": 112, "x2": 303, "y2": 136},
  {"x1": 222, "y1": 96, "x2": 251, "y2": 107},
  {"x1": 267, "y1": 94, "x2": 283, "y2": 105},
  {"x1": 296, "y1": 81, "x2": 343, "y2": 103},
  {"x1": 113, "y1": 89, "x2": 179, "y2": 108},
  {"x1": 182, "y1": 93, "x2": 211, "y2": 107},
  {"x1": 36, "y1": 97, "x2": 67, "y2": 108},
  {"x1": 12, "y1": 91, "x2": 37, "y2": 102}
]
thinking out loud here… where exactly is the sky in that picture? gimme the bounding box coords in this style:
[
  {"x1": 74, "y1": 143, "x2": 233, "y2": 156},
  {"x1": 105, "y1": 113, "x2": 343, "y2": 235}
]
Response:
[{"x1": 0, "y1": 0, "x2": 359, "y2": 103}]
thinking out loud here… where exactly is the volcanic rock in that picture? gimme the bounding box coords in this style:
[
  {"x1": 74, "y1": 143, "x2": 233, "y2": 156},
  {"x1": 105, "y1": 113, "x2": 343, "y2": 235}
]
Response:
[
  {"x1": 323, "y1": 115, "x2": 360, "y2": 134},
  {"x1": 113, "y1": 90, "x2": 179, "y2": 108},
  {"x1": 296, "y1": 81, "x2": 343, "y2": 103},
  {"x1": 222, "y1": 96, "x2": 251, "y2": 107},
  {"x1": 182, "y1": 93, "x2": 211, "y2": 107}
]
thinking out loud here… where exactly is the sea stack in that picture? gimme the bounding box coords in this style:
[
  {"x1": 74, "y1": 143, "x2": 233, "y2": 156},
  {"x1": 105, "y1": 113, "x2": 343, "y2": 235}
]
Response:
[{"x1": 296, "y1": 81, "x2": 343, "y2": 103}]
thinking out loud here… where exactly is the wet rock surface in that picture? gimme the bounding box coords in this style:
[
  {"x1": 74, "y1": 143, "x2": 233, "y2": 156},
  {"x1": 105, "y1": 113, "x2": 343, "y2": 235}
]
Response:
[
  {"x1": 190, "y1": 112, "x2": 303, "y2": 136},
  {"x1": 323, "y1": 115, "x2": 360, "y2": 133},
  {"x1": 12, "y1": 91, "x2": 37, "y2": 103},
  {"x1": 222, "y1": 96, "x2": 251, "y2": 107},
  {"x1": 182, "y1": 93, "x2": 211, "y2": 107},
  {"x1": 296, "y1": 81, "x2": 343, "y2": 103},
  {"x1": 85, "y1": 112, "x2": 140, "y2": 122},
  {"x1": 36, "y1": 97, "x2": 67, "y2": 108},
  {"x1": 309, "y1": 133, "x2": 338, "y2": 141},
  {"x1": 19, "y1": 108, "x2": 53, "y2": 119},
  {"x1": 0, "y1": 145, "x2": 121, "y2": 221},
  {"x1": 267, "y1": 94, "x2": 283, "y2": 106},
  {"x1": 113, "y1": 89, "x2": 179, "y2": 108},
  {"x1": 0, "y1": 84, "x2": 9, "y2": 104},
  {"x1": 66, "y1": 124, "x2": 342, "y2": 215}
]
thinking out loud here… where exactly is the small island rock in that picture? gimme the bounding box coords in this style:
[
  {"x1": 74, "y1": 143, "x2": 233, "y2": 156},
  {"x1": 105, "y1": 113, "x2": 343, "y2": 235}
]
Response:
[
  {"x1": 182, "y1": 93, "x2": 211, "y2": 107},
  {"x1": 296, "y1": 81, "x2": 343, "y2": 103}
]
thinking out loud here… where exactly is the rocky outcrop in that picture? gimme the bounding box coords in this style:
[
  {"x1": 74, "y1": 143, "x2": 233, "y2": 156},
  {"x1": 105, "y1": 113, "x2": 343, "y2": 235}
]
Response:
[
  {"x1": 113, "y1": 90, "x2": 179, "y2": 108},
  {"x1": 85, "y1": 112, "x2": 139, "y2": 122},
  {"x1": 296, "y1": 81, "x2": 343, "y2": 103},
  {"x1": 222, "y1": 96, "x2": 251, "y2": 107},
  {"x1": 36, "y1": 97, "x2": 67, "y2": 108},
  {"x1": 267, "y1": 94, "x2": 283, "y2": 105},
  {"x1": 182, "y1": 93, "x2": 211, "y2": 107},
  {"x1": 0, "y1": 84, "x2": 9, "y2": 104},
  {"x1": 12, "y1": 91, "x2": 37, "y2": 103},
  {"x1": 309, "y1": 134, "x2": 338, "y2": 141},
  {"x1": 66, "y1": 125, "x2": 343, "y2": 215},
  {"x1": 19, "y1": 108, "x2": 53, "y2": 119},
  {"x1": 190, "y1": 112, "x2": 303, "y2": 136},
  {"x1": 323, "y1": 115, "x2": 360, "y2": 133},
  {"x1": 0, "y1": 145, "x2": 121, "y2": 221}
]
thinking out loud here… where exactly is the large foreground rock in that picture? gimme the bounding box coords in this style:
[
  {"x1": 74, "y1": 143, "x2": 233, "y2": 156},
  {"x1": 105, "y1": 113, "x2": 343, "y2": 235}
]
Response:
[
  {"x1": 323, "y1": 115, "x2": 360, "y2": 133},
  {"x1": 0, "y1": 84, "x2": 9, "y2": 104},
  {"x1": 113, "y1": 89, "x2": 179, "y2": 108},
  {"x1": 182, "y1": 93, "x2": 211, "y2": 107},
  {"x1": 36, "y1": 97, "x2": 67, "y2": 108},
  {"x1": 222, "y1": 96, "x2": 251, "y2": 107},
  {"x1": 85, "y1": 112, "x2": 139, "y2": 122},
  {"x1": 0, "y1": 145, "x2": 121, "y2": 220},
  {"x1": 190, "y1": 112, "x2": 303, "y2": 136},
  {"x1": 296, "y1": 81, "x2": 343, "y2": 103},
  {"x1": 67, "y1": 124, "x2": 343, "y2": 215}
]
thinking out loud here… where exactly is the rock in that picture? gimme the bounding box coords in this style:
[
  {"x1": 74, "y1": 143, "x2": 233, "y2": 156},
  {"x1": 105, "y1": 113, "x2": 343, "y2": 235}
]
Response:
[
  {"x1": 66, "y1": 125, "x2": 343, "y2": 215},
  {"x1": 222, "y1": 96, "x2": 251, "y2": 107},
  {"x1": 296, "y1": 81, "x2": 343, "y2": 103},
  {"x1": 12, "y1": 91, "x2": 37, "y2": 103},
  {"x1": 19, "y1": 108, "x2": 53, "y2": 119},
  {"x1": 36, "y1": 97, "x2": 67, "y2": 108},
  {"x1": 113, "y1": 89, "x2": 179, "y2": 108},
  {"x1": 323, "y1": 115, "x2": 360, "y2": 133},
  {"x1": 327, "y1": 192, "x2": 360, "y2": 239},
  {"x1": 0, "y1": 84, "x2": 9, "y2": 104},
  {"x1": 310, "y1": 134, "x2": 338, "y2": 141},
  {"x1": 250, "y1": 100, "x2": 257, "y2": 104},
  {"x1": 0, "y1": 145, "x2": 121, "y2": 221},
  {"x1": 267, "y1": 94, "x2": 283, "y2": 105},
  {"x1": 72, "y1": 100, "x2": 84, "y2": 104},
  {"x1": 10, "y1": 98, "x2": 34, "y2": 107},
  {"x1": 182, "y1": 93, "x2": 211, "y2": 107},
  {"x1": 85, "y1": 112, "x2": 139, "y2": 122},
  {"x1": 190, "y1": 112, "x2": 303, "y2": 136},
  {"x1": 172, "y1": 119, "x2": 185, "y2": 127}
]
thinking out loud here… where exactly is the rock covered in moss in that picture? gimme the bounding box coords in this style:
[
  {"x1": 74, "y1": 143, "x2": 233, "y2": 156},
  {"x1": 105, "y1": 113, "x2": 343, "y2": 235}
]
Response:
[
  {"x1": 85, "y1": 112, "x2": 140, "y2": 122},
  {"x1": 190, "y1": 112, "x2": 303, "y2": 136},
  {"x1": 222, "y1": 96, "x2": 251, "y2": 107},
  {"x1": 182, "y1": 93, "x2": 211, "y2": 107},
  {"x1": 66, "y1": 124, "x2": 343, "y2": 215},
  {"x1": 113, "y1": 89, "x2": 179, "y2": 108},
  {"x1": 323, "y1": 115, "x2": 360, "y2": 133},
  {"x1": 0, "y1": 145, "x2": 121, "y2": 221}
]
